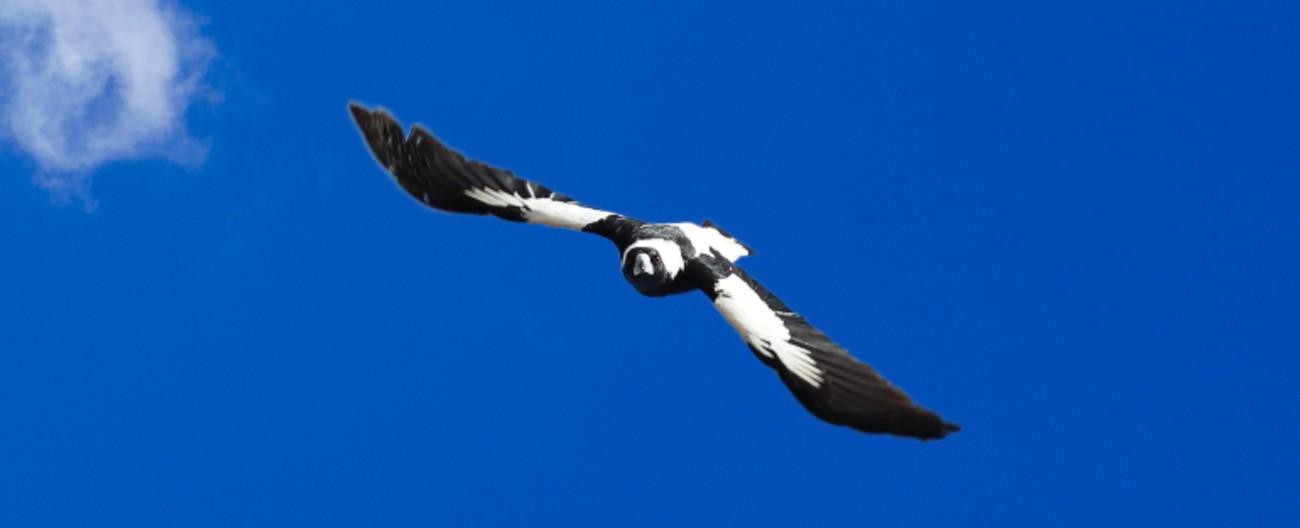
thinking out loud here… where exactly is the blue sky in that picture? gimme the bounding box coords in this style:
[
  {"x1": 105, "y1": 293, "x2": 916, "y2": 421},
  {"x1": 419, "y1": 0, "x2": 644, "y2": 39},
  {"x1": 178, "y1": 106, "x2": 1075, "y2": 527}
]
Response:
[{"x1": 2, "y1": 0, "x2": 1298, "y2": 525}]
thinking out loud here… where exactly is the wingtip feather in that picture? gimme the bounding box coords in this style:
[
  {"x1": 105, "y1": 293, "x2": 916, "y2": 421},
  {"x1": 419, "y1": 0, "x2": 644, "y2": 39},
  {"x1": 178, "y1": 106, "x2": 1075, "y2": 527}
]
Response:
[{"x1": 348, "y1": 101, "x2": 370, "y2": 123}]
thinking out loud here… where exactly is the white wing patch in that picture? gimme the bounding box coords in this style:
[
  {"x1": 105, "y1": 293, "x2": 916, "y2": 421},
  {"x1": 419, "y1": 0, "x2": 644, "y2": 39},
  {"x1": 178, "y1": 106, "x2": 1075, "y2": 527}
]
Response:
[
  {"x1": 464, "y1": 187, "x2": 525, "y2": 208},
  {"x1": 712, "y1": 274, "x2": 823, "y2": 387},
  {"x1": 463, "y1": 187, "x2": 613, "y2": 230},
  {"x1": 673, "y1": 223, "x2": 750, "y2": 262},
  {"x1": 525, "y1": 198, "x2": 613, "y2": 230}
]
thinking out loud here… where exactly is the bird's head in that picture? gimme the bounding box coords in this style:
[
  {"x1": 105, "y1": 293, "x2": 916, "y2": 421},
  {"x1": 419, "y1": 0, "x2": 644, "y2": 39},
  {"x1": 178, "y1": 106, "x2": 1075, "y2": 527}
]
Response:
[
  {"x1": 621, "y1": 239, "x2": 684, "y2": 295},
  {"x1": 623, "y1": 246, "x2": 667, "y2": 291}
]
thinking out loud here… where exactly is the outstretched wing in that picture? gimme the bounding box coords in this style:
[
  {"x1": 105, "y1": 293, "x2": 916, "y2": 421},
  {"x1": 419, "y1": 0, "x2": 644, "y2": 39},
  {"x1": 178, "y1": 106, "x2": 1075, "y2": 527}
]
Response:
[
  {"x1": 686, "y1": 253, "x2": 960, "y2": 440},
  {"x1": 349, "y1": 103, "x2": 641, "y2": 243}
]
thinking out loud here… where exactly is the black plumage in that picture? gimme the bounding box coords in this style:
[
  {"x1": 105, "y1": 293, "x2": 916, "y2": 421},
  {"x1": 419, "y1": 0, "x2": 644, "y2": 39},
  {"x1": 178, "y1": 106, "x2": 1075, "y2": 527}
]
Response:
[
  {"x1": 687, "y1": 253, "x2": 958, "y2": 439},
  {"x1": 350, "y1": 103, "x2": 960, "y2": 440}
]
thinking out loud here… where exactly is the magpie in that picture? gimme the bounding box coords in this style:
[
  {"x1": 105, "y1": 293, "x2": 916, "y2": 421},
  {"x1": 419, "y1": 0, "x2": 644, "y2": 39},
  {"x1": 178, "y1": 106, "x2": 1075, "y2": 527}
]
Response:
[{"x1": 349, "y1": 103, "x2": 960, "y2": 440}]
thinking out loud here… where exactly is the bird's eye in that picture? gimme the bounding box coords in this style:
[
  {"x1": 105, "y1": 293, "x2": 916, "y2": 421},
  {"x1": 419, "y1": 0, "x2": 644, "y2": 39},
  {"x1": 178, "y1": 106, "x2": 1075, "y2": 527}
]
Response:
[{"x1": 652, "y1": 254, "x2": 661, "y2": 264}]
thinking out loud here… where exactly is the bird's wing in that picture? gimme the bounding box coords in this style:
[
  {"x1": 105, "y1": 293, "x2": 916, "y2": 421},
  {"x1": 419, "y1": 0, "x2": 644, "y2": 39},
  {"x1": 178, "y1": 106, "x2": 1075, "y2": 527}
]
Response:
[
  {"x1": 685, "y1": 253, "x2": 960, "y2": 440},
  {"x1": 350, "y1": 103, "x2": 642, "y2": 243},
  {"x1": 672, "y1": 221, "x2": 754, "y2": 262}
]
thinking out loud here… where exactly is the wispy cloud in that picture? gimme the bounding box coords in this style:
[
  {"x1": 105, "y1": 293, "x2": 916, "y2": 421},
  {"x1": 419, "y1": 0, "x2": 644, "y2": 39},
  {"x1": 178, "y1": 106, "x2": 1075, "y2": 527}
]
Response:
[{"x1": 0, "y1": 0, "x2": 214, "y2": 200}]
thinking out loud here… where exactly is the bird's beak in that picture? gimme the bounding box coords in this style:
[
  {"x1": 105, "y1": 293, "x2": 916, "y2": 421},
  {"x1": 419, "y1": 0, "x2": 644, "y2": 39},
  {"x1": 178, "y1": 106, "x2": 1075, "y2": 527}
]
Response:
[{"x1": 634, "y1": 253, "x2": 654, "y2": 277}]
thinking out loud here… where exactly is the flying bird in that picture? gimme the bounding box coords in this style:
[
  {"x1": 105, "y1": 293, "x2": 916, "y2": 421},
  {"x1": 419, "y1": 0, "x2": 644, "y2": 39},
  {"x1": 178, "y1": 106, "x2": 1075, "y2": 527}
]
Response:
[{"x1": 349, "y1": 103, "x2": 960, "y2": 440}]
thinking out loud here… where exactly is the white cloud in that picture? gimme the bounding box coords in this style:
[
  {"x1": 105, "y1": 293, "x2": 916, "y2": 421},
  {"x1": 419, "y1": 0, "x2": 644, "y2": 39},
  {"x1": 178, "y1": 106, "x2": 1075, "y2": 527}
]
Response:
[{"x1": 0, "y1": 0, "x2": 213, "y2": 199}]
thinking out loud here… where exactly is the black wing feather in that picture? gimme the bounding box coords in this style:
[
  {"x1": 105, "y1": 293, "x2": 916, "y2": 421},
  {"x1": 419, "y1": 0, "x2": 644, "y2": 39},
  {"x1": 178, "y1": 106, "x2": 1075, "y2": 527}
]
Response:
[
  {"x1": 349, "y1": 103, "x2": 642, "y2": 245},
  {"x1": 688, "y1": 254, "x2": 960, "y2": 440},
  {"x1": 350, "y1": 103, "x2": 549, "y2": 220}
]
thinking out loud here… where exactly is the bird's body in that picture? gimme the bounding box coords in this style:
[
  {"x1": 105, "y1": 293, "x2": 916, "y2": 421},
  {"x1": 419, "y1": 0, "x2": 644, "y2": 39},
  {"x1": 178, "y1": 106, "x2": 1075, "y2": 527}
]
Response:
[
  {"x1": 349, "y1": 103, "x2": 960, "y2": 440},
  {"x1": 608, "y1": 221, "x2": 750, "y2": 297}
]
